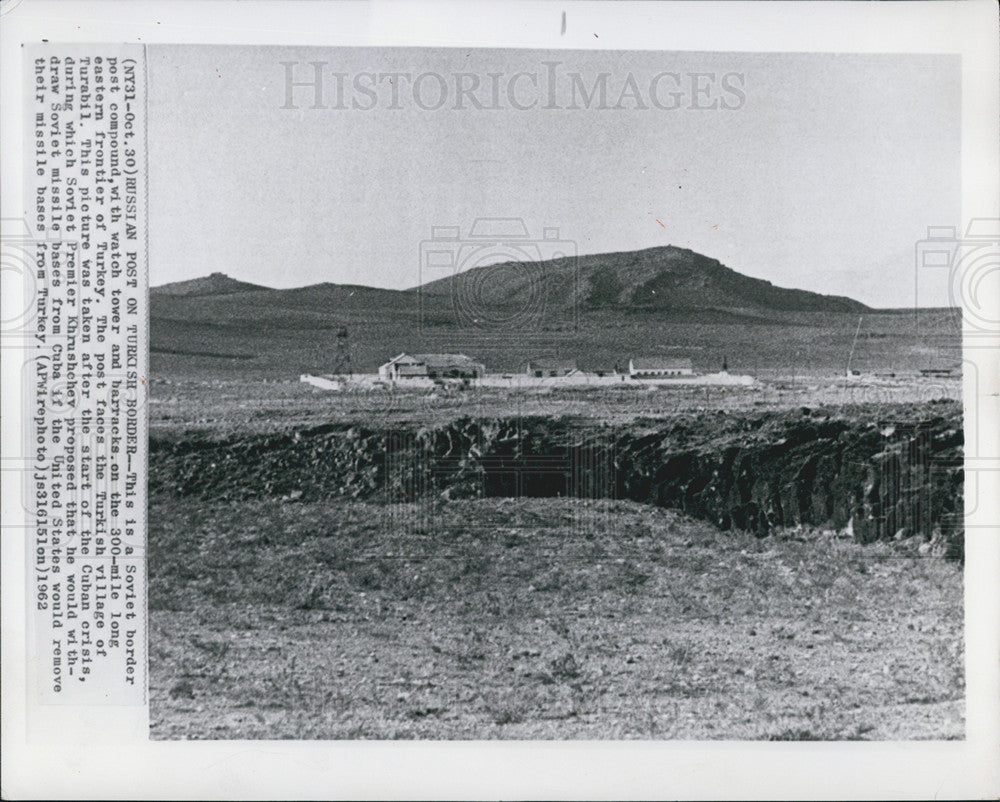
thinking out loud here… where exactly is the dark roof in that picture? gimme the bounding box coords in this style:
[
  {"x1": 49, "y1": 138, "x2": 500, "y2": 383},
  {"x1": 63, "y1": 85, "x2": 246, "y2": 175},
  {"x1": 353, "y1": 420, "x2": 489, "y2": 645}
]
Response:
[
  {"x1": 413, "y1": 353, "x2": 482, "y2": 368},
  {"x1": 630, "y1": 357, "x2": 693, "y2": 370},
  {"x1": 384, "y1": 353, "x2": 481, "y2": 367}
]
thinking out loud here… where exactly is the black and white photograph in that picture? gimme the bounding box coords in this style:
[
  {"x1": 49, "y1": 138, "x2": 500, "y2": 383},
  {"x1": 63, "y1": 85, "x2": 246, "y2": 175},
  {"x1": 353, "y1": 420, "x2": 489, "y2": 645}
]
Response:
[
  {"x1": 2, "y1": 1, "x2": 998, "y2": 798},
  {"x1": 145, "y1": 44, "x2": 968, "y2": 740}
]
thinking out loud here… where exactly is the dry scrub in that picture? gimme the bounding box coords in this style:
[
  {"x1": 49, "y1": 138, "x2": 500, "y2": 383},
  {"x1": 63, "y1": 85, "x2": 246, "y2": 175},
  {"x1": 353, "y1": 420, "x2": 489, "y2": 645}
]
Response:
[{"x1": 149, "y1": 496, "x2": 963, "y2": 740}]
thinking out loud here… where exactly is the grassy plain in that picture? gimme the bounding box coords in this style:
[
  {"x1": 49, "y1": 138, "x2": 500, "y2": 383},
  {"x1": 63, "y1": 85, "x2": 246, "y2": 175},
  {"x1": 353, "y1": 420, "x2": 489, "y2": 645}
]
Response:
[
  {"x1": 150, "y1": 305, "x2": 962, "y2": 383},
  {"x1": 149, "y1": 373, "x2": 961, "y2": 438},
  {"x1": 149, "y1": 301, "x2": 962, "y2": 435}
]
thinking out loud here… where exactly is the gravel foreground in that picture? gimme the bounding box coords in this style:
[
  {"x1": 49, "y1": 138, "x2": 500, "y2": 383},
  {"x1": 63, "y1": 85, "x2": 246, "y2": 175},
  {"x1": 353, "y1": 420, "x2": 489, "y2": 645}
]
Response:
[{"x1": 149, "y1": 496, "x2": 963, "y2": 740}]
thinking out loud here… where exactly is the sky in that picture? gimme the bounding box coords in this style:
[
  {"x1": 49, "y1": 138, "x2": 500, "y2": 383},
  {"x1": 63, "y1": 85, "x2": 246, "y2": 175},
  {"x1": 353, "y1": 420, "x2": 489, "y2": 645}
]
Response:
[{"x1": 147, "y1": 46, "x2": 961, "y2": 308}]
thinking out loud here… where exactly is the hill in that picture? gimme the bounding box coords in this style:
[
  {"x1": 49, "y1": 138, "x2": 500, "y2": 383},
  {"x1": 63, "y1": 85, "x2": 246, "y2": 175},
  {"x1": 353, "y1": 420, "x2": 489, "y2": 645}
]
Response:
[
  {"x1": 414, "y1": 245, "x2": 870, "y2": 315},
  {"x1": 150, "y1": 272, "x2": 271, "y2": 297}
]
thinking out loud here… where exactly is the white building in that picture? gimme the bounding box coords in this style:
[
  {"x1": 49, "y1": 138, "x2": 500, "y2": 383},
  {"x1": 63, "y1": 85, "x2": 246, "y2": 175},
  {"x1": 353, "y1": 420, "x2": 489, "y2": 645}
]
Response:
[
  {"x1": 629, "y1": 357, "x2": 694, "y2": 378},
  {"x1": 378, "y1": 353, "x2": 486, "y2": 381}
]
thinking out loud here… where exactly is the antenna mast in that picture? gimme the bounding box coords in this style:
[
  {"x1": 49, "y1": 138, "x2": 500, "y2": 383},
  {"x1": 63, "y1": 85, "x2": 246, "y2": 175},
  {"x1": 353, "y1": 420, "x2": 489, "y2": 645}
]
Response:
[{"x1": 846, "y1": 316, "x2": 863, "y2": 377}]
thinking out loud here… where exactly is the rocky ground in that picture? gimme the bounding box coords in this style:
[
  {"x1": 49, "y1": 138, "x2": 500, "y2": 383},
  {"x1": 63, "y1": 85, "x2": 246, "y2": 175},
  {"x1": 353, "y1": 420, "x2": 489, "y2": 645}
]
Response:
[
  {"x1": 149, "y1": 496, "x2": 964, "y2": 740},
  {"x1": 148, "y1": 396, "x2": 965, "y2": 739}
]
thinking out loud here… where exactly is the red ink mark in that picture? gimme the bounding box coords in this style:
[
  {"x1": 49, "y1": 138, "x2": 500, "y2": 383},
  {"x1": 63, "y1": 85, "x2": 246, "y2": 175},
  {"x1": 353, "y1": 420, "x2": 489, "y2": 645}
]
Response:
[
  {"x1": 655, "y1": 219, "x2": 665, "y2": 228},
  {"x1": 141, "y1": 376, "x2": 146, "y2": 385},
  {"x1": 712, "y1": 224, "x2": 718, "y2": 229}
]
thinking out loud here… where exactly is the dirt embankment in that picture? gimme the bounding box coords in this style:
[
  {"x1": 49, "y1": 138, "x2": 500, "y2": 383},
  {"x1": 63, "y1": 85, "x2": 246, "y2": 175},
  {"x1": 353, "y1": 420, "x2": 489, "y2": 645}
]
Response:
[{"x1": 149, "y1": 402, "x2": 963, "y2": 557}]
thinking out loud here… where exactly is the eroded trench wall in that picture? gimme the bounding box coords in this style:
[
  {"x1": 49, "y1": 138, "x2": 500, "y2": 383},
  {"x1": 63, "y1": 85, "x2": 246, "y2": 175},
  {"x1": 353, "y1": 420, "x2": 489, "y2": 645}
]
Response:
[{"x1": 149, "y1": 403, "x2": 964, "y2": 557}]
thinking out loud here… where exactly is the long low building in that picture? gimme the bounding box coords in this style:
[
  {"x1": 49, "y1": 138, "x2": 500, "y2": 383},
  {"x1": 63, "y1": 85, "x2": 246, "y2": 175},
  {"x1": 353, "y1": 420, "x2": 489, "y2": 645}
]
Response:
[
  {"x1": 378, "y1": 353, "x2": 486, "y2": 381},
  {"x1": 629, "y1": 357, "x2": 694, "y2": 378}
]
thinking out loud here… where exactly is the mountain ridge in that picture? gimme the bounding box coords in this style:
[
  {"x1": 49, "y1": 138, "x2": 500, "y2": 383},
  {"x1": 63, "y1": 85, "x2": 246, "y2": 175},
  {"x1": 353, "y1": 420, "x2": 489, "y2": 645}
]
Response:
[{"x1": 151, "y1": 244, "x2": 870, "y2": 314}]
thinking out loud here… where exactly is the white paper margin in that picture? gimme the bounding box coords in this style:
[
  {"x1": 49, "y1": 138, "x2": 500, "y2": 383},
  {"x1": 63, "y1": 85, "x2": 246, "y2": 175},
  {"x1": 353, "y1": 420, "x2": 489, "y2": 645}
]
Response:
[{"x1": 2, "y1": 1, "x2": 997, "y2": 799}]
